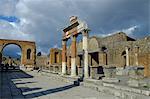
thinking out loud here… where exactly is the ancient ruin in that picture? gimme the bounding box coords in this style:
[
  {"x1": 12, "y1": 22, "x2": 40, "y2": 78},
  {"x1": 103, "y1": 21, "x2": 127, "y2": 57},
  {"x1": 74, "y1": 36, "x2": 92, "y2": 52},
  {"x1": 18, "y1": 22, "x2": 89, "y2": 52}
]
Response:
[
  {"x1": 0, "y1": 39, "x2": 36, "y2": 68},
  {"x1": 62, "y1": 16, "x2": 89, "y2": 78}
]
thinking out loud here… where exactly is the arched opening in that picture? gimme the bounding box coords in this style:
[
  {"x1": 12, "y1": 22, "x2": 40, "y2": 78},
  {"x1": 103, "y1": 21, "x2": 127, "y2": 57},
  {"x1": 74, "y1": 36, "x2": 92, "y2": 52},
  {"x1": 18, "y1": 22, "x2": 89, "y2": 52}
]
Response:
[
  {"x1": 101, "y1": 46, "x2": 108, "y2": 65},
  {"x1": 121, "y1": 51, "x2": 126, "y2": 67},
  {"x1": 2, "y1": 44, "x2": 22, "y2": 66},
  {"x1": 27, "y1": 49, "x2": 31, "y2": 59}
]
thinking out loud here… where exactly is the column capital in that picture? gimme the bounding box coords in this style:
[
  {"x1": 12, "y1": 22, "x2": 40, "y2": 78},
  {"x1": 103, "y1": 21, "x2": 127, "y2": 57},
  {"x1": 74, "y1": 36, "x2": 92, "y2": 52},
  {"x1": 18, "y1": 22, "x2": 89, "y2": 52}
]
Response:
[
  {"x1": 125, "y1": 46, "x2": 129, "y2": 49},
  {"x1": 71, "y1": 35, "x2": 76, "y2": 41},
  {"x1": 62, "y1": 40, "x2": 67, "y2": 45},
  {"x1": 82, "y1": 29, "x2": 89, "y2": 36}
]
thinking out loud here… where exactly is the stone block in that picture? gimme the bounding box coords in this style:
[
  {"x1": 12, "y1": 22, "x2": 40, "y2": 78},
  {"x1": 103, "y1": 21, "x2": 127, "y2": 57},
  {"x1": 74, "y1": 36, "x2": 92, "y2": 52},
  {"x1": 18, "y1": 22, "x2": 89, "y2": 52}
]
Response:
[
  {"x1": 103, "y1": 66, "x2": 116, "y2": 78},
  {"x1": 116, "y1": 67, "x2": 125, "y2": 75},
  {"x1": 114, "y1": 91, "x2": 121, "y2": 97},
  {"x1": 141, "y1": 90, "x2": 150, "y2": 96},
  {"x1": 114, "y1": 85, "x2": 121, "y2": 90},
  {"x1": 131, "y1": 88, "x2": 141, "y2": 94},
  {"x1": 120, "y1": 86, "x2": 131, "y2": 92},
  {"x1": 102, "y1": 83, "x2": 114, "y2": 88},
  {"x1": 128, "y1": 79, "x2": 139, "y2": 87},
  {"x1": 127, "y1": 66, "x2": 144, "y2": 78},
  {"x1": 102, "y1": 78, "x2": 120, "y2": 83}
]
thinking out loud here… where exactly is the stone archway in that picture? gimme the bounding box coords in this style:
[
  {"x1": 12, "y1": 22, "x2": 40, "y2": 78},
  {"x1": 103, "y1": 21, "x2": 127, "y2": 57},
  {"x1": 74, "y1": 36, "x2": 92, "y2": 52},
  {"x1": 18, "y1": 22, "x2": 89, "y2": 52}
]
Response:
[{"x1": 0, "y1": 39, "x2": 36, "y2": 68}]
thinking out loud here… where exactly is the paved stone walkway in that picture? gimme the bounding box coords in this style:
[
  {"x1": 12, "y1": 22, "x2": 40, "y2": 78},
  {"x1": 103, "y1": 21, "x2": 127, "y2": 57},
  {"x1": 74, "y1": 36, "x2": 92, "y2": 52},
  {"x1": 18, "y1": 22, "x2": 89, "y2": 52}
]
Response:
[{"x1": 0, "y1": 70, "x2": 116, "y2": 99}]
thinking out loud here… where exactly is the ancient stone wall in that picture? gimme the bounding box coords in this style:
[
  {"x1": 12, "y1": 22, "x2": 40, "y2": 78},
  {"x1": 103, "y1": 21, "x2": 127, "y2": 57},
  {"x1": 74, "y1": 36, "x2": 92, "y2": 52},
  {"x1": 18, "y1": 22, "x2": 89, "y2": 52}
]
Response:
[
  {"x1": 36, "y1": 55, "x2": 49, "y2": 68},
  {"x1": 49, "y1": 48, "x2": 62, "y2": 65}
]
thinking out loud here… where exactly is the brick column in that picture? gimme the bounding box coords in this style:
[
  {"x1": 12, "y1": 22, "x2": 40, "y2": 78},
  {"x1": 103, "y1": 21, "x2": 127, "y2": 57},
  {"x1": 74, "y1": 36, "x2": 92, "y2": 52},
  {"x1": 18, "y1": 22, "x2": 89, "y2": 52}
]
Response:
[
  {"x1": 62, "y1": 40, "x2": 67, "y2": 75},
  {"x1": 125, "y1": 47, "x2": 129, "y2": 66},
  {"x1": 71, "y1": 36, "x2": 77, "y2": 77},
  {"x1": 82, "y1": 30, "x2": 89, "y2": 78}
]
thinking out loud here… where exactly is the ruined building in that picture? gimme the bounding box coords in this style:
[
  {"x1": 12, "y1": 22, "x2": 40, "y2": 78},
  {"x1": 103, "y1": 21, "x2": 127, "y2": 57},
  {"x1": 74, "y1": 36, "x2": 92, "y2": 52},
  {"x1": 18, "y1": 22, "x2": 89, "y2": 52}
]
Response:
[
  {"x1": 49, "y1": 48, "x2": 62, "y2": 72},
  {"x1": 50, "y1": 32, "x2": 150, "y2": 78}
]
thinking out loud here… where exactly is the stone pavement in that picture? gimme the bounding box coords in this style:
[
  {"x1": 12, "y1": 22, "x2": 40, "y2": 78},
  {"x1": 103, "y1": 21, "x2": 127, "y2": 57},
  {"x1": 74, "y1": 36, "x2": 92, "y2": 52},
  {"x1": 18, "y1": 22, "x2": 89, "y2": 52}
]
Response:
[{"x1": 0, "y1": 70, "x2": 116, "y2": 99}]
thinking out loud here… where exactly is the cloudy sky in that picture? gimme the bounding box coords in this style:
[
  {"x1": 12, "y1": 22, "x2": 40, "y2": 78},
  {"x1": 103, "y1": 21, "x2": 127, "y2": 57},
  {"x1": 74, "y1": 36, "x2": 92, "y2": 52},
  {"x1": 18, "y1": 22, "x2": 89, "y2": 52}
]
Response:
[{"x1": 0, "y1": 0, "x2": 149, "y2": 57}]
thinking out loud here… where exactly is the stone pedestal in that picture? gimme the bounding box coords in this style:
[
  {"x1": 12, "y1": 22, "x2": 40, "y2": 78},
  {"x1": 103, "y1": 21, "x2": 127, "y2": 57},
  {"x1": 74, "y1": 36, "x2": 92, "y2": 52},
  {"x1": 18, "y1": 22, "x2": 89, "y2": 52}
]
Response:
[
  {"x1": 103, "y1": 66, "x2": 116, "y2": 78},
  {"x1": 116, "y1": 67, "x2": 126, "y2": 76},
  {"x1": 127, "y1": 66, "x2": 144, "y2": 87},
  {"x1": 102, "y1": 66, "x2": 119, "y2": 83},
  {"x1": 127, "y1": 66, "x2": 144, "y2": 78}
]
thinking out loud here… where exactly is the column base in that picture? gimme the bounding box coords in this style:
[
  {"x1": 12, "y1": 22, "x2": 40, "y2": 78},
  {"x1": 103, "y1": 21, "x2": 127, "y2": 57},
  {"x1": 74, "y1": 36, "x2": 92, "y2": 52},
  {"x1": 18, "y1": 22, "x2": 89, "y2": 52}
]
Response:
[
  {"x1": 71, "y1": 58, "x2": 77, "y2": 77},
  {"x1": 62, "y1": 62, "x2": 67, "y2": 75}
]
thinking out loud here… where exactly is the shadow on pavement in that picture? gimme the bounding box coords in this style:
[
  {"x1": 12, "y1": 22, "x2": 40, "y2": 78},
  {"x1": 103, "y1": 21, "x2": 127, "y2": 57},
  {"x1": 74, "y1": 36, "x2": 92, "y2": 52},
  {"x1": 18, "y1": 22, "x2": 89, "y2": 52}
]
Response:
[
  {"x1": 25, "y1": 84, "x2": 77, "y2": 98},
  {"x1": 15, "y1": 81, "x2": 36, "y2": 85},
  {"x1": 20, "y1": 87, "x2": 42, "y2": 92},
  {"x1": 0, "y1": 70, "x2": 79, "y2": 99},
  {"x1": 0, "y1": 70, "x2": 39, "y2": 99}
]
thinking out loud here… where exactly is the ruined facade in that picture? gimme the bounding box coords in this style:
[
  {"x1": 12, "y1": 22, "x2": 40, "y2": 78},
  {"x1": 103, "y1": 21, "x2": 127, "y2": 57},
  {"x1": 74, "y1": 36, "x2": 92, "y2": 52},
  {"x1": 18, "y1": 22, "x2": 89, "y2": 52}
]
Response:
[
  {"x1": 50, "y1": 48, "x2": 62, "y2": 65},
  {"x1": 49, "y1": 48, "x2": 62, "y2": 73},
  {"x1": 36, "y1": 55, "x2": 49, "y2": 69},
  {"x1": 59, "y1": 32, "x2": 149, "y2": 78},
  {"x1": 0, "y1": 39, "x2": 36, "y2": 68},
  {"x1": 74, "y1": 32, "x2": 150, "y2": 78}
]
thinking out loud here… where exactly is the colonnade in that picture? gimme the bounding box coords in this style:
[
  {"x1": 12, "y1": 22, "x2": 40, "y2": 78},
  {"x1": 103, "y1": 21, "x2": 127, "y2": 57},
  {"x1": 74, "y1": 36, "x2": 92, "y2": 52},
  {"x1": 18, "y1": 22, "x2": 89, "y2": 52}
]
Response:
[
  {"x1": 125, "y1": 46, "x2": 139, "y2": 66},
  {"x1": 61, "y1": 16, "x2": 89, "y2": 78}
]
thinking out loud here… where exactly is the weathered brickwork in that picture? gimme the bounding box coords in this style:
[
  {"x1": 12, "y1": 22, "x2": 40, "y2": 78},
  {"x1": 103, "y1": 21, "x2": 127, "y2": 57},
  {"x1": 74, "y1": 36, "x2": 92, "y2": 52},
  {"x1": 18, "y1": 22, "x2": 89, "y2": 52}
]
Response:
[
  {"x1": 36, "y1": 55, "x2": 49, "y2": 69},
  {"x1": 0, "y1": 39, "x2": 36, "y2": 68},
  {"x1": 75, "y1": 32, "x2": 150, "y2": 78},
  {"x1": 49, "y1": 32, "x2": 149, "y2": 78},
  {"x1": 50, "y1": 48, "x2": 62, "y2": 65},
  {"x1": 49, "y1": 48, "x2": 62, "y2": 73}
]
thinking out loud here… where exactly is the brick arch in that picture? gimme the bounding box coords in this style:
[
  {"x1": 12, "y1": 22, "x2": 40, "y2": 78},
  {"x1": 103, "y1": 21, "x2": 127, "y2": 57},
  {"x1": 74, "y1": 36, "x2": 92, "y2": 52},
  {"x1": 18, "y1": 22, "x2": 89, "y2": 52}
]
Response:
[
  {"x1": 0, "y1": 39, "x2": 36, "y2": 68},
  {"x1": 1, "y1": 42, "x2": 22, "y2": 52}
]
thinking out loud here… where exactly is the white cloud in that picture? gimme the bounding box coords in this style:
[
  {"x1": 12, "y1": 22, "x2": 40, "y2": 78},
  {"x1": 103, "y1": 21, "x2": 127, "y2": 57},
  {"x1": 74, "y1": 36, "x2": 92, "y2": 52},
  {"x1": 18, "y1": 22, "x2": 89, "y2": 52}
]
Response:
[
  {"x1": 16, "y1": 52, "x2": 21, "y2": 56},
  {"x1": 0, "y1": 20, "x2": 34, "y2": 41},
  {"x1": 0, "y1": 0, "x2": 149, "y2": 55},
  {"x1": 122, "y1": 25, "x2": 138, "y2": 35},
  {"x1": 98, "y1": 25, "x2": 139, "y2": 37}
]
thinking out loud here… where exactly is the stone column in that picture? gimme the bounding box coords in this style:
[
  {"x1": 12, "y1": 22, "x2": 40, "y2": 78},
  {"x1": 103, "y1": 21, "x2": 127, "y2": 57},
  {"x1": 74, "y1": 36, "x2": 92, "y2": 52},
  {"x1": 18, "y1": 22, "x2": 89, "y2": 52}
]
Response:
[
  {"x1": 134, "y1": 46, "x2": 139, "y2": 66},
  {"x1": 62, "y1": 40, "x2": 67, "y2": 75},
  {"x1": 82, "y1": 30, "x2": 89, "y2": 78},
  {"x1": 71, "y1": 36, "x2": 77, "y2": 77},
  {"x1": 125, "y1": 46, "x2": 129, "y2": 66}
]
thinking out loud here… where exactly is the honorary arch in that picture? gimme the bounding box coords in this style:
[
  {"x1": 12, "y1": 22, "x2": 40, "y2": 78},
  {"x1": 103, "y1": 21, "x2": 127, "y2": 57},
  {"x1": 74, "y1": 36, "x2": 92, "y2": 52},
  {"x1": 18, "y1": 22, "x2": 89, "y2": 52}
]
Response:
[{"x1": 0, "y1": 39, "x2": 36, "y2": 68}]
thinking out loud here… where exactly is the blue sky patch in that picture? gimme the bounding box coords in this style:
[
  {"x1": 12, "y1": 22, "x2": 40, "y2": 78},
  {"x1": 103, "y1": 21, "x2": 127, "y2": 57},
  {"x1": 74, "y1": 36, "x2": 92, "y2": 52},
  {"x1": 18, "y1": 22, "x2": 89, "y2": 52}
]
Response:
[{"x1": 0, "y1": 15, "x2": 20, "y2": 23}]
